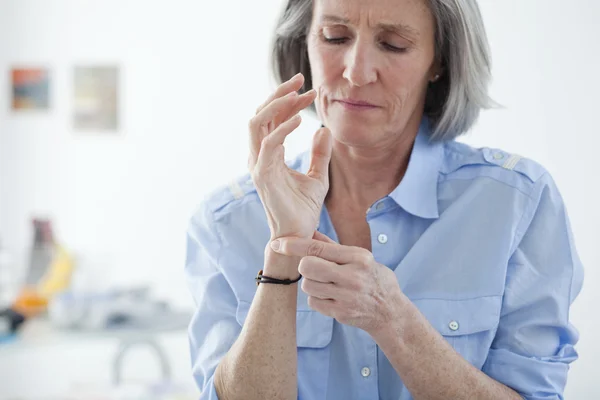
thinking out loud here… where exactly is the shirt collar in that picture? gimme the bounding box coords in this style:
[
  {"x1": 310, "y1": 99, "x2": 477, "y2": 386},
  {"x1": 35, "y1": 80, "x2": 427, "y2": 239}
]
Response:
[
  {"x1": 300, "y1": 117, "x2": 443, "y2": 219},
  {"x1": 388, "y1": 118, "x2": 442, "y2": 219}
]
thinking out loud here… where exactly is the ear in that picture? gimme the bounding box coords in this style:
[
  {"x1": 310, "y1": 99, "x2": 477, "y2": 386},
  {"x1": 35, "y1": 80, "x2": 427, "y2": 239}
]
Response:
[{"x1": 428, "y1": 58, "x2": 444, "y2": 82}]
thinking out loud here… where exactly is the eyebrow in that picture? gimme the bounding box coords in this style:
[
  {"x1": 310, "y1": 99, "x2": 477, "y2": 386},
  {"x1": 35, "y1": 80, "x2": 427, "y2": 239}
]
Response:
[{"x1": 321, "y1": 15, "x2": 420, "y2": 38}]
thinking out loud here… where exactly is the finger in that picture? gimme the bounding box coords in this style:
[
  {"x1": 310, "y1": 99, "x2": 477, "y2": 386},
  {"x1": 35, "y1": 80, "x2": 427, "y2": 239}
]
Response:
[
  {"x1": 249, "y1": 91, "x2": 299, "y2": 169},
  {"x1": 256, "y1": 73, "x2": 304, "y2": 115},
  {"x1": 254, "y1": 114, "x2": 302, "y2": 171},
  {"x1": 313, "y1": 230, "x2": 336, "y2": 244},
  {"x1": 259, "y1": 114, "x2": 302, "y2": 155},
  {"x1": 307, "y1": 296, "x2": 335, "y2": 317},
  {"x1": 249, "y1": 90, "x2": 316, "y2": 172},
  {"x1": 272, "y1": 237, "x2": 363, "y2": 264},
  {"x1": 298, "y1": 256, "x2": 341, "y2": 283},
  {"x1": 251, "y1": 89, "x2": 315, "y2": 141},
  {"x1": 306, "y1": 127, "x2": 333, "y2": 183},
  {"x1": 277, "y1": 89, "x2": 316, "y2": 125},
  {"x1": 254, "y1": 90, "x2": 315, "y2": 140},
  {"x1": 301, "y1": 277, "x2": 338, "y2": 300}
]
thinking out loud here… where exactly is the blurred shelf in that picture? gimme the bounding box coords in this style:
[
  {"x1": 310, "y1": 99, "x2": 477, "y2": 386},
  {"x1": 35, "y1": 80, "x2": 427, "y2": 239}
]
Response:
[{"x1": 0, "y1": 312, "x2": 191, "y2": 353}]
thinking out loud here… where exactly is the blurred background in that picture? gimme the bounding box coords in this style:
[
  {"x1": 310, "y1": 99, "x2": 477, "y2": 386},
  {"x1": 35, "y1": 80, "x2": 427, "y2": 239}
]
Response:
[{"x1": 0, "y1": 0, "x2": 598, "y2": 398}]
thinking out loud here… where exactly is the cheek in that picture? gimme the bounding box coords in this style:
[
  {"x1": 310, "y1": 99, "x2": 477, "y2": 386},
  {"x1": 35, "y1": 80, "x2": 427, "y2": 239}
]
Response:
[
  {"x1": 309, "y1": 44, "x2": 343, "y2": 86},
  {"x1": 308, "y1": 43, "x2": 343, "y2": 117},
  {"x1": 383, "y1": 65, "x2": 427, "y2": 111}
]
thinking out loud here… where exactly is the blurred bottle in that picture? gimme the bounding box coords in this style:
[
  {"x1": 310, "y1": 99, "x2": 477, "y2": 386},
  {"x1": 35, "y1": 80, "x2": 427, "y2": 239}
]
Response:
[
  {"x1": 26, "y1": 218, "x2": 55, "y2": 285},
  {"x1": 10, "y1": 218, "x2": 75, "y2": 319}
]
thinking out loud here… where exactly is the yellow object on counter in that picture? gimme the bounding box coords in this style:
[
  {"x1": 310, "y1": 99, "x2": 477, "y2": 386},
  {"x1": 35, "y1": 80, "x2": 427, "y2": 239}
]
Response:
[
  {"x1": 12, "y1": 244, "x2": 75, "y2": 317},
  {"x1": 38, "y1": 244, "x2": 75, "y2": 299}
]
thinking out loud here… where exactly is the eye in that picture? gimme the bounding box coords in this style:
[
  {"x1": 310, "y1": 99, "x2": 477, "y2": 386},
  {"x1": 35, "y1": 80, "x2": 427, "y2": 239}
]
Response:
[
  {"x1": 381, "y1": 42, "x2": 408, "y2": 53},
  {"x1": 323, "y1": 36, "x2": 408, "y2": 53},
  {"x1": 323, "y1": 36, "x2": 348, "y2": 45}
]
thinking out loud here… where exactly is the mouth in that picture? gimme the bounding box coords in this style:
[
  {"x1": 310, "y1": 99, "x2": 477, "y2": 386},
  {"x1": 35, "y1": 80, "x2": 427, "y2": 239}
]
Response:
[{"x1": 334, "y1": 98, "x2": 380, "y2": 110}]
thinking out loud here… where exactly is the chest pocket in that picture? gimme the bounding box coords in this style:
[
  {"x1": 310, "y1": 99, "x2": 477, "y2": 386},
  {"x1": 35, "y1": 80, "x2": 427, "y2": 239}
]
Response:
[
  {"x1": 235, "y1": 301, "x2": 334, "y2": 399},
  {"x1": 412, "y1": 295, "x2": 502, "y2": 369}
]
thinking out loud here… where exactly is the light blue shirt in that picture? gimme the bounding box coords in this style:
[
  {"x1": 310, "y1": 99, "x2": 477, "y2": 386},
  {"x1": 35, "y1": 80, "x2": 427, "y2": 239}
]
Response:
[{"x1": 185, "y1": 119, "x2": 583, "y2": 400}]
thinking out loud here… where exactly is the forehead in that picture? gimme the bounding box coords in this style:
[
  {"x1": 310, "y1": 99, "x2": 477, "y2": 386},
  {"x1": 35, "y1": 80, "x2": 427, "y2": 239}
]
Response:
[{"x1": 312, "y1": 0, "x2": 434, "y2": 32}]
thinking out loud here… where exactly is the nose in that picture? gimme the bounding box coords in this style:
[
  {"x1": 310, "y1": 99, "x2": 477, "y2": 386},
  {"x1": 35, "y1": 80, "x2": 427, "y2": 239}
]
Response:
[{"x1": 342, "y1": 38, "x2": 378, "y2": 87}]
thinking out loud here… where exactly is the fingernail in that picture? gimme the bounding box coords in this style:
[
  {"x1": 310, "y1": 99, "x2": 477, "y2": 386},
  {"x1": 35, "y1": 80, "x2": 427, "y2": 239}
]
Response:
[
  {"x1": 270, "y1": 240, "x2": 281, "y2": 251},
  {"x1": 292, "y1": 73, "x2": 302, "y2": 80},
  {"x1": 286, "y1": 91, "x2": 298, "y2": 98}
]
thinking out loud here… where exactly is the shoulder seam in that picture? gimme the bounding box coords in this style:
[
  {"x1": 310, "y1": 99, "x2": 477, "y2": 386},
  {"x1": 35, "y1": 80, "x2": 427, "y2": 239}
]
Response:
[
  {"x1": 508, "y1": 171, "x2": 550, "y2": 255},
  {"x1": 204, "y1": 204, "x2": 226, "y2": 274},
  {"x1": 439, "y1": 175, "x2": 535, "y2": 199},
  {"x1": 444, "y1": 144, "x2": 544, "y2": 184}
]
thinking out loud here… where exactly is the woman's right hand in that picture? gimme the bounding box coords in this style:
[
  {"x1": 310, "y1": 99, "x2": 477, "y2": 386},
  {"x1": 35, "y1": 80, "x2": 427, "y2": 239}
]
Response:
[{"x1": 248, "y1": 73, "x2": 333, "y2": 241}]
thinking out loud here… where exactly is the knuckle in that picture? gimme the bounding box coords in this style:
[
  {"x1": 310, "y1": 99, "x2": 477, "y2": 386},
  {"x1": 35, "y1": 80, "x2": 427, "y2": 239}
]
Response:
[
  {"x1": 262, "y1": 131, "x2": 274, "y2": 143},
  {"x1": 300, "y1": 278, "x2": 311, "y2": 293},
  {"x1": 260, "y1": 134, "x2": 274, "y2": 151},
  {"x1": 249, "y1": 115, "x2": 270, "y2": 135},
  {"x1": 332, "y1": 247, "x2": 343, "y2": 262},
  {"x1": 298, "y1": 257, "x2": 308, "y2": 276},
  {"x1": 298, "y1": 257, "x2": 315, "y2": 276},
  {"x1": 355, "y1": 251, "x2": 372, "y2": 268},
  {"x1": 248, "y1": 117, "x2": 259, "y2": 133},
  {"x1": 307, "y1": 241, "x2": 325, "y2": 257}
]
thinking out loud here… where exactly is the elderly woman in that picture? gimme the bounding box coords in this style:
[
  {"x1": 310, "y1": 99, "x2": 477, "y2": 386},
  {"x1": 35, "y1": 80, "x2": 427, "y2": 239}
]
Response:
[{"x1": 185, "y1": 0, "x2": 583, "y2": 399}]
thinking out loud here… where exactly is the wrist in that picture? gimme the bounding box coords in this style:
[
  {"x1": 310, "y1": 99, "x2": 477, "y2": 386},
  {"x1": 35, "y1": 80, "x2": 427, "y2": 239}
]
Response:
[
  {"x1": 262, "y1": 245, "x2": 302, "y2": 280},
  {"x1": 269, "y1": 231, "x2": 312, "y2": 242},
  {"x1": 371, "y1": 292, "x2": 417, "y2": 347}
]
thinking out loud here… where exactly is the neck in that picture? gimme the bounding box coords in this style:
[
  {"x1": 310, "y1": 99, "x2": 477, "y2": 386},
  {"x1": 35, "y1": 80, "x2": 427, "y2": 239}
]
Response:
[{"x1": 326, "y1": 119, "x2": 421, "y2": 212}]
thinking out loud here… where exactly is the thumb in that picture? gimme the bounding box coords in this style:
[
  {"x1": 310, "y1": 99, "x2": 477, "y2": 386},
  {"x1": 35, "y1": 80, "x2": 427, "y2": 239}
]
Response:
[
  {"x1": 313, "y1": 230, "x2": 336, "y2": 244},
  {"x1": 307, "y1": 127, "x2": 333, "y2": 182}
]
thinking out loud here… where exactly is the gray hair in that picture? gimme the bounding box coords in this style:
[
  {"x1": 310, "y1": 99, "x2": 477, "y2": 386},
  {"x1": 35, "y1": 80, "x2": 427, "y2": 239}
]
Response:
[{"x1": 271, "y1": 0, "x2": 495, "y2": 141}]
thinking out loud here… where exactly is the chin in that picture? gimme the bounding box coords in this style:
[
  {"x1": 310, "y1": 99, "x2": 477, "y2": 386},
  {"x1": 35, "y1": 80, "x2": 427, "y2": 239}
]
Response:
[{"x1": 327, "y1": 118, "x2": 382, "y2": 148}]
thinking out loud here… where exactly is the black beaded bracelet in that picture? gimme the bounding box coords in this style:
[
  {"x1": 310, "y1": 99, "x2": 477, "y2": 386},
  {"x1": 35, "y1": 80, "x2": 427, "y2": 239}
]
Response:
[{"x1": 255, "y1": 269, "x2": 302, "y2": 286}]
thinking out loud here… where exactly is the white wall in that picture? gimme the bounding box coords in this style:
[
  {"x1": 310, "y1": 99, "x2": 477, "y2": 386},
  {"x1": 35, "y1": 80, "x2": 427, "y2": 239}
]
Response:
[{"x1": 0, "y1": 0, "x2": 598, "y2": 397}]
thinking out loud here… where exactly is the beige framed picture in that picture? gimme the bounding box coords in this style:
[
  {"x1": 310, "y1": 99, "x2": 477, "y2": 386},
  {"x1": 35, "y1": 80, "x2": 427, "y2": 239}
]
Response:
[{"x1": 73, "y1": 66, "x2": 119, "y2": 132}]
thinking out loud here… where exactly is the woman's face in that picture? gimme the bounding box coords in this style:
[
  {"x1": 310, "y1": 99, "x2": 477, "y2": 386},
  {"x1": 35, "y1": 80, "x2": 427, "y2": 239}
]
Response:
[{"x1": 307, "y1": 0, "x2": 438, "y2": 147}]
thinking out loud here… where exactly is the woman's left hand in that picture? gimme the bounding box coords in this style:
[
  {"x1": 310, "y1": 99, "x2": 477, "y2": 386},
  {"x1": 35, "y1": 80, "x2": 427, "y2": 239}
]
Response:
[{"x1": 269, "y1": 231, "x2": 409, "y2": 336}]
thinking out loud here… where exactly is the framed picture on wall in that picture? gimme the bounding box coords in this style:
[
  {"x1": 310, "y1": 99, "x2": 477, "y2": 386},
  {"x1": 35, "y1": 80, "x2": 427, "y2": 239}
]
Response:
[
  {"x1": 73, "y1": 66, "x2": 119, "y2": 132},
  {"x1": 10, "y1": 67, "x2": 50, "y2": 111}
]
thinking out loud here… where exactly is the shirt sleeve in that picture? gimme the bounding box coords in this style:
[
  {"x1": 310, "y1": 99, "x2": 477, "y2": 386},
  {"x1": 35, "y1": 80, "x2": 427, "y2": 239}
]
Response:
[
  {"x1": 185, "y1": 203, "x2": 241, "y2": 399},
  {"x1": 482, "y1": 173, "x2": 584, "y2": 400}
]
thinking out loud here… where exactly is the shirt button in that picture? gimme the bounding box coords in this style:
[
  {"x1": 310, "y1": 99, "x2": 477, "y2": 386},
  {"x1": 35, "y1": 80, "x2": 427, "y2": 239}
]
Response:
[
  {"x1": 377, "y1": 234, "x2": 388, "y2": 244},
  {"x1": 493, "y1": 153, "x2": 504, "y2": 160},
  {"x1": 449, "y1": 321, "x2": 459, "y2": 331},
  {"x1": 361, "y1": 367, "x2": 371, "y2": 377},
  {"x1": 375, "y1": 202, "x2": 385, "y2": 211}
]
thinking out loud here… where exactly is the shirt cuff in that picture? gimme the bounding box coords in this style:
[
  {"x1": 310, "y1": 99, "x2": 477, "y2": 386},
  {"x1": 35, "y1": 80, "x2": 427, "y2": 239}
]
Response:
[{"x1": 483, "y1": 347, "x2": 575, "y2": 399}]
